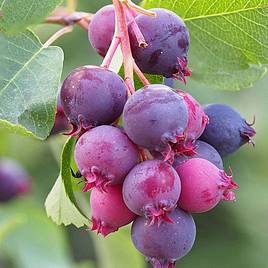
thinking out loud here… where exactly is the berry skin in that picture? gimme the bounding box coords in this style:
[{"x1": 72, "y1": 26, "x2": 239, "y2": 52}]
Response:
[
  {"x1": 123, "y1": 84, "x2": 188, "y2": 161},
  {"x1": 123, "y1": 160, "x2": 181, "y2": 225},
  {"x1": 74, "y1": 126, "x2": 139, "y2": 191},
  {"x1": 61, "y1": 66, "x2": 128, "y2": 135},
  {"x1": 131, "y1": 208, "x2": 196, "y2": 268},
  {"x1": 0, "y1": 158, "x2": 31, "y2": 202},
  {"x1": 200, "y1": 104, "x2": 256, "y2": 157},
  {"x1": 88, "y1": 5, "x2": 115, "y2": 57},
  {"x1": 50, "y1": 98, "x2": 70, "y2": 135},
  {"x1": 129, "y1": 8, "x2": 190, "y2": 83},
  {"x1": 173, "y1": 140, "x2": 223, "y2": 170},
  {"x1": 177, "y1": 90, "x2": 208, "y2": 152},
  {"x1": 90, "y1": 184, "x2": 136, "y2": 236},
  {"x1": 175, "y1": 158, "x2": 239, "y2": 213}
]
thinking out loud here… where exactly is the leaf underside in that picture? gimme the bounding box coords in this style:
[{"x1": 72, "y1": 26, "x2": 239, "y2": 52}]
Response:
[
  {"x1": 45, "y1": 137, "x2": 89, "y2": 228},
  {"x1": 0, "y1": 30, "x2": 63, "y2": 139},
  {"x1": 0, "y1": 0, "x2": 63, "y2": 34},
  {"x1": 142, "y1": 0, "x2": 268, "y2": 90}
]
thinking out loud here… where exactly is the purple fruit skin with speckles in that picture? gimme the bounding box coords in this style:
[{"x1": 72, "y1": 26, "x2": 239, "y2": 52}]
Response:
[
  {"x1": 123, "y1": 84, "x2": 188, "y2": 152},
  {"x1": 129, "y1": 8, "x2": 190, "y2": 78},
  {"x1": 200, "y1": 104, "x2": 256, "y2": 157},
  {"x1": 131, "y1": 208, "x2": 196, "y2": 266},
  {"x1": 88, "y1": 5, "x2": 115, "y2": 57},
  {"x1": 173, "y1": 140, "x2": 224, "y2": 169},
  {"x1": 74, "y1": 126, "x2": 139, "y2": 185},
  {"x1": 123, "y1": 160, "x2": 181, "y2": 217},
  {"x1": 60, "y1": 66, "x2": 128, "y2": 129}
]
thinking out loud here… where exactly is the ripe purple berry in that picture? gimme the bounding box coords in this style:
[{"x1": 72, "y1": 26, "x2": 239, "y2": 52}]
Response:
[
  {"x1": 131, "y1": 208, "x2": 196, "y2": 268},
  {"x1": 60, "y1": 66, "x2": 128, "y2": 135},
  {"x1": 123, "y1": 84, "x2": 188, "y2": 161},
  {"x1": 129, "y1": 8, "x2": 190, "y2": 83},
  {"x1": 123, "y1": 160, "x2": 181, "y2": 225},
  {"x1": 74, "y1": 126, "x2": 139, "y2": 191},
  {"x1": 0, "y1": 158, "x2": 31, "y2": 202},
  {"x1": 176, "y1": 158, "x2": 239, "y2": 213},
  {"x1": 90, "y1": 184, "x2": 136, "y2": 236},
  {"x1": 173, "y1": 140, "x2": 224, "y2": 170},
  {"x1": 88, "y1": 5, "x2": 115, "y2": 57},
  {"x1": 200, "y1": 104, "x2": 256, "y2": 157}
]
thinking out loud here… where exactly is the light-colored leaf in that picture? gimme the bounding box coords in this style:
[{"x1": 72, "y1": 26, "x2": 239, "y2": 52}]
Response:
[
  {"x1": 45, "y1": 137, "x2": 89, "y2": 228},
  {"x1": 0, "y1": 30, "x2": 63, "y2": 139},
  {"x1": 0, "y1": 0, "x2": 63, "y2": 34},
  {"x1": 45, "y1": 176, "x2": 88, "y2": 228},
  {"x1": 142, "y1": 0, "x2": 268, "y2": 90}
]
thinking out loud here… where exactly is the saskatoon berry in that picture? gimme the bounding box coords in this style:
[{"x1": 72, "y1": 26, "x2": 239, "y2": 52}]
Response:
[
  {"x1": 176, "y1": 158, "x2": 239, "y2": 213},
  {"x1": 74, "y1": 126, "x2": 139, "y2": 191},
  {"x1": 50, "y1": 98, "x2": 70, "y2": 135},
  {"x1": 129, "y1": 8, "x2": 190, "y2": 82},
  {"x1": 123, "y1": 84, "x2": 188, "y2": 161},
  {"x1": 177, "y1": 90, "x2": 208, "y2": 150},
  {"x1": 88, "y1": 5, "x2": 115, "y2": 57},
  {"x1": 131, "y1": 208, "x2": 196, "y2": 268},
  {"x1": 123, "y1": 160, "x2": 181, "y2": 225},
  {"x1": 60, "y1": 66, "x2": 128, "y2": 135},
  {"x1": 0, "y1": 158, "x2": 31, "y2": 202},
  {"x1": 90, "y1": 184, "x2": 136, "y2": 236},
  {"x1": 173, "y1": 140, "x2": 224, "y2": 170},
  {"x1": 200, "y1": 104, "x2": 256, "y2": 157}
]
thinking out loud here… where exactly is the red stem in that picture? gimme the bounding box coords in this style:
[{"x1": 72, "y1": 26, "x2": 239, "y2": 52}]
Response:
[
  {"x1": 113, "y1": 0, "x2": 135, "y2": 94},
  {"x1": 125, "y1": 8, "x2": 147, "y2": 48},
  {"x1": 134, "y1": 62, "x2": 150, "y2": 86},
  {"x1": 101, "y1": 36, "x2": 121, "y2": 68}
]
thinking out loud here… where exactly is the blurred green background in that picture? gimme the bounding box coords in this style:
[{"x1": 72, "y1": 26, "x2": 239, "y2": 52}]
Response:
[{"x1": 0, "y1": 1, "x2": 268, "y2": 268}]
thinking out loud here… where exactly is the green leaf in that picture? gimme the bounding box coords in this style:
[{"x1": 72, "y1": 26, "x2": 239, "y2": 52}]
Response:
[
  {"x1": 92, "y1": 227, "x2": 145, "y2": 268},
  {"x1": 0, "y1": 0, "x2": 63, "y2": 34},
  {"x1": 0, "y1": 30, "x2": 63, "y2": 139},
  {"x1": 142, "y1": 0, "x2": 268, "y2": 90},
  {"x1": 45, "y1": 137, "x2": 89, "y2": 228},
  {"x1": 119, "y1": 67, "x2": 163, "y2": 89}
]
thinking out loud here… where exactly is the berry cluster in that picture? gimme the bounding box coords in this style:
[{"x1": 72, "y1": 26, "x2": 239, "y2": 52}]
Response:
[{"x1": 59, "y1": 4, "x2": 256, "y2": 268}]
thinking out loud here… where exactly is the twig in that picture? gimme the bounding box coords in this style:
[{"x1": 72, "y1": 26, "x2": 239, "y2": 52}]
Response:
[
  {"x1": 134, "y1": 62, "x2": 150, "y2": 86},
  {"x1": 113, "y1": 0, "x2": 135, "y2": 94},
  {"x1": 125, "y1": 6, "x2": 147, "y2": 48},
  {"x1": 45, "y1": 9, "x2": 93, "y2": 30},
  {"x1": 101, "y1": 36, "x2": 121, "y2": 68},
  {"x1": 43, "y1": 25, "x2": 73, "y2": 48},
  {"x1": 120, "y1": 0, "x2": 156, "y2": 17},
  {"x1": 67, "y1": 0, "x2": 77, "y2": 13}
]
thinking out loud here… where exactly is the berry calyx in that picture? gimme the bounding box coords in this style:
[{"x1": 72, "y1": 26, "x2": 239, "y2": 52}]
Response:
[{"x1": 74, "y1": 126, "x2": 139, "y2": 191}]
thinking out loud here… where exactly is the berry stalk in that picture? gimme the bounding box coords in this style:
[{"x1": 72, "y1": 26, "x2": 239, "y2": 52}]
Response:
[{"x1": 113, "y1": 0, "x2": 135, "y2": 94}]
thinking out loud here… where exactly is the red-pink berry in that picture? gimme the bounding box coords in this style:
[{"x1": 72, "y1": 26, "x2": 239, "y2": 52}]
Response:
[
  {"x1": 90, "y1": 184, "x2": 136, "y2": 237},
  {"x1": 175, "y1": 90, "x2": 208, "y2": 155},
  {"x1": 175, "y1": 158, "x2": 239, "y2": 213}
]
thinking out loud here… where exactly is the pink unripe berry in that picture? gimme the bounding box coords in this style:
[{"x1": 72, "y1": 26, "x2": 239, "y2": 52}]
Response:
[
  {"x1": 175, "y1": 90, "x2": 208, "y2": 155},
  {"x1": 175, "y1": 158, "x2": 239, "y2": 213},
  {"x1": 90, "y1": 184, "x2": 136, "y2": 237}
]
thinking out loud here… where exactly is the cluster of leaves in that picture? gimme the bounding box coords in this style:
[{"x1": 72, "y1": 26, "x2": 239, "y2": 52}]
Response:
[{"x1": 0, "y1": 0, "x2": 268, "y2": 229}]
